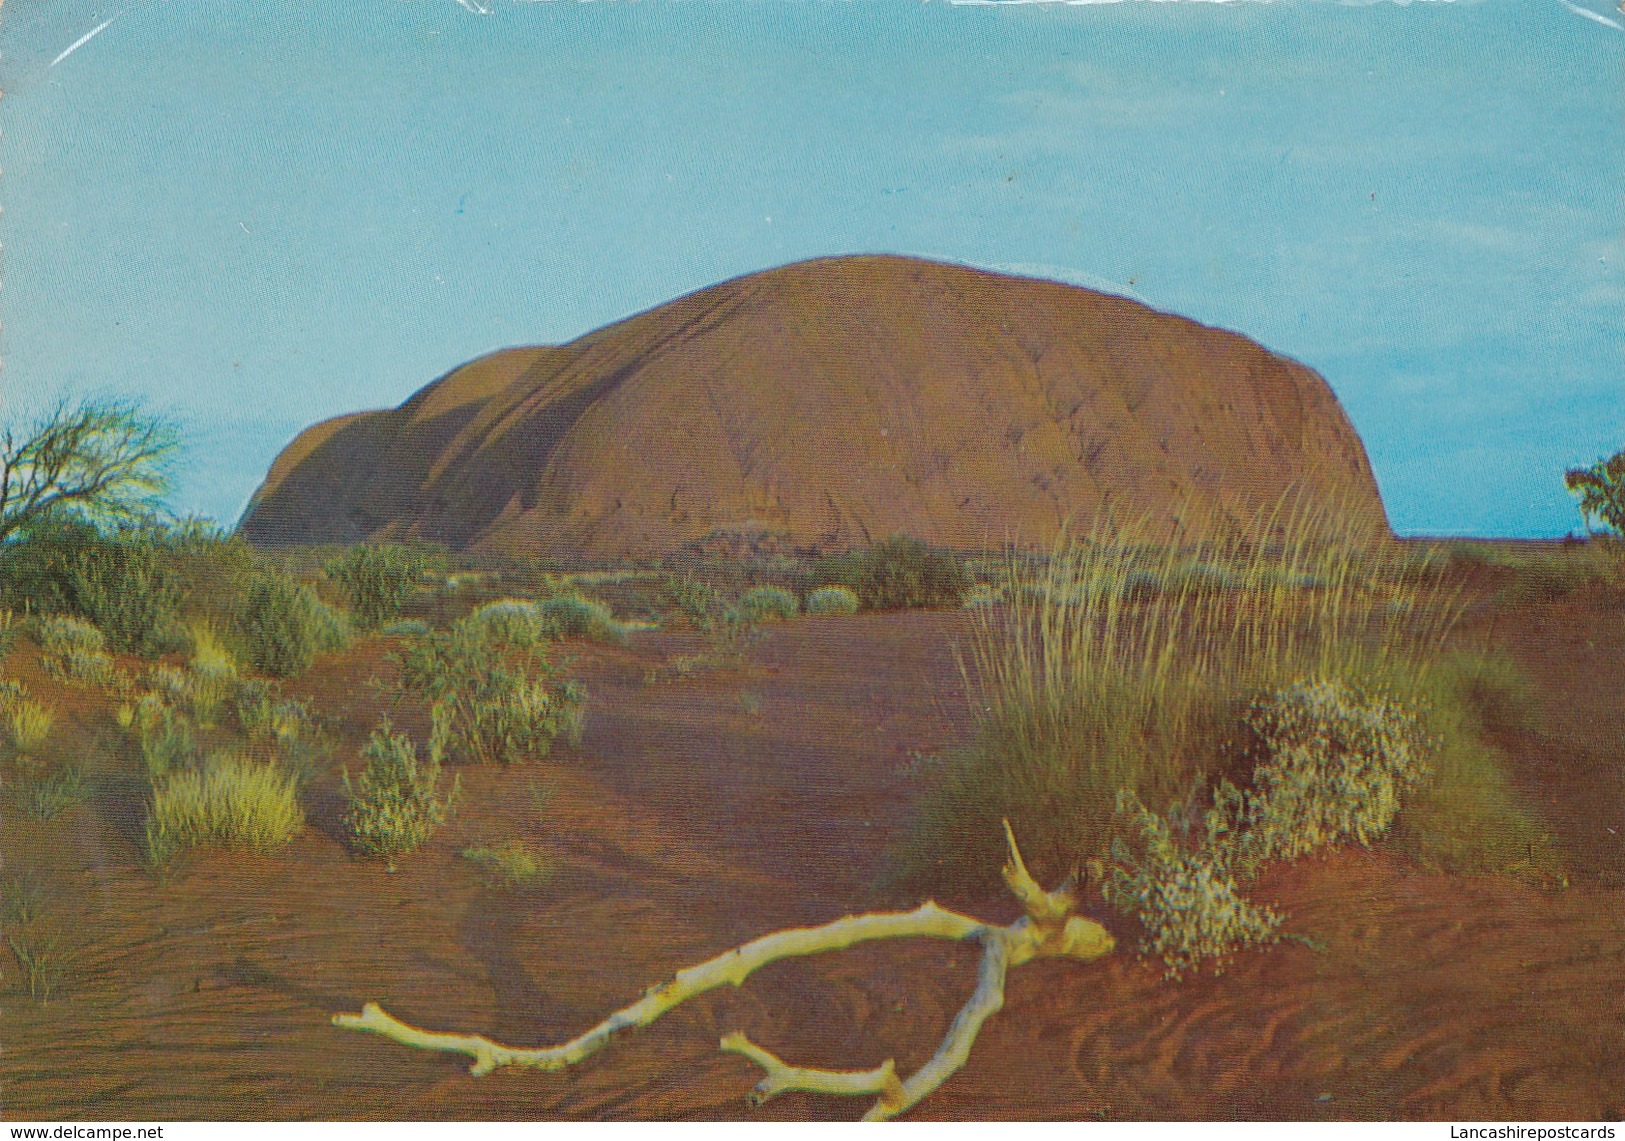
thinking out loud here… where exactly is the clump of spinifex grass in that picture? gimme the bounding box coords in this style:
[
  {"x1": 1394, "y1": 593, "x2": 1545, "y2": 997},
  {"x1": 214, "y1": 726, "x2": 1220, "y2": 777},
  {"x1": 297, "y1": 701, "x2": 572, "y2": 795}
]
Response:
[
  {"x1": 146, "y1": 750, "x2": 304, "y2": 867},
  {"x1": 7, "y1": 698, "x2": 54, "y2": 757},
  {"x1": 462, "y1": 840, "x2": 551, "y2": 887},
  {"x1": 8, "y1": 930, "x2": 75, "y2": 1003},
  {"x1": 900, "y1": 498, "x2": 1464, "y2": 889}
]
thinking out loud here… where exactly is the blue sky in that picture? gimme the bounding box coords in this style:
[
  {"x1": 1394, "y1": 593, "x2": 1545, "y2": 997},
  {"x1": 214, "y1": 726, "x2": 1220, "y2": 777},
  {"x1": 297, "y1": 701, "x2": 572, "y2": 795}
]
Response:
[{"x1": 2, "y1": 0, "x2": 1621, "y2": 537}]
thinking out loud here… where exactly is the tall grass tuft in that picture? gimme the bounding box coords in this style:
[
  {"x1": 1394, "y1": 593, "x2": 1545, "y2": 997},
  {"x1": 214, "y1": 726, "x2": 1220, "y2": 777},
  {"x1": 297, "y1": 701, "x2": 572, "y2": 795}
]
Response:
[
  {"x1": 145, "y1": 750, "x2": 304, "y2": 866},
  {"x1": 7, "y1": 699, "x2": 54, "y2": 756},
  {"x1": 1389, "y1": 649, "x2": 1561, "y2": 879},
  {"x1": 804, "y1": 585, "x2": 860, "y2": 617},
  {"x1": 18, "y1": 764, "x2": 87, "y2": 819},
  {"x1": 903, "y1": 500, "x2": 1464, "y2": 887},
  {"x1": 8, "y1": 930, "x2": 74, "y2": 1003}
]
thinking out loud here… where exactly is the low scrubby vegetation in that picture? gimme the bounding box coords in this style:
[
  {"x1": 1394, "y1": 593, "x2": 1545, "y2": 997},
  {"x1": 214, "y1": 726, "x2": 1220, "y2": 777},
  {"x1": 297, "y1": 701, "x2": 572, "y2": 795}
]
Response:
[
  {"x1": 462, "y1": 840, "x2": 551, "y2": 887},
  {"x1": 234, "y1": 572, "x2": 344, "y2": 678},
  {"x1": 145, "y1": 750, "x2": 305, "y2": 866},
  {"x1": 804, "y1": 584, "x2": 860, "y2": 616},
  {"x1": 37, "y1": 615, "x2": 117, "y2": 685},
  {"x1": 325, "y1": 544, "x2": 428, "y2": 630},
  {"x1": 0, "y1": 515, "x2": 392, "y2": 684},
  {"x1": 735, "y1": 585, "x2": 799, "y2": 623},
  {"x1": 812, "y1": 536, "x2": 970, "y2": 611},
  {"x1": 534, "y1": 593, "x2": 627, "y2": 645},
  {"x1": 0, "y1": 518, "x2": 186, "y2": 657},
  {"x1": 1106, "y1": 679, "x2": 1432, "y2": 974},
  {"x1": 0, "y1": 407, "x2": 1595, "y2": 999},
  {"x1": 895, "y1": 502, "x2": 1547, "y2": 932},
  {"x1": 392, "y1": 617, "x2": 585, "y2": 765},
  {"x1": 342, "y1": 720, "x2": 459, "y2": 870}
]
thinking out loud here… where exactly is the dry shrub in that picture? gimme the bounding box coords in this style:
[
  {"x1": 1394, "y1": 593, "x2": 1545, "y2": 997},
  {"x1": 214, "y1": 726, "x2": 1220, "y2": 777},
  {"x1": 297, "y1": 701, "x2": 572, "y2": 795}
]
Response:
[
  {"x1": 462, "y1": 840, "x2": 551, "y2": 887},
  {"x1": 535, "y1": 594, "x2": 627, "y2": 645},
  {"x1": 736, "y1": 585, "x2": 799, "y2": 623}
]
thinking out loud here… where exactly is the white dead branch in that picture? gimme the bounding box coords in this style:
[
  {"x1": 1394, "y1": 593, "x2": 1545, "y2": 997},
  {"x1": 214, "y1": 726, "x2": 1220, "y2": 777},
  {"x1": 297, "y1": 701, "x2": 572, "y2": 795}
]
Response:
[{"x1": 332, "y1": 820, "x2": 1116, "y2": 1120}]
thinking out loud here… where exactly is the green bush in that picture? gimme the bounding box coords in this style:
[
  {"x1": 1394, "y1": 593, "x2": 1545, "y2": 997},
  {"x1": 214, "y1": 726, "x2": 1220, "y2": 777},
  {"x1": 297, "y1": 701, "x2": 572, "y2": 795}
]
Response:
[
  {"x1": 736, "y1": 585, "x2": 799, "y2": 623},
  {"x1": 342, "y1": 720, "x2": 459, "y2": 870},
  {"x1": 1105, "y1": 679, "x2": 1432, "y2": 975},
  {"x1": 325, "y1": 544, "x2": 426, "y2": 630},
  {"x1": 131, "y1": 697, "x2": 197, "y2": 777},
  {"x1": 36, "y1": 615, "x2": 117, "y2": 685},
  {"x1": 659, "y1": 573, "x2": 723, "y2": 628},
  {"x1": 38, "y1": 613, "x2": 105, "y2": 657},
  {"x1": 804, "y1": 585, "x2": 860, "y2": 616},
  {"x1": 1565, "y1": 448, "x2": 1625, "y2": 534},
  {"x1": 466, "y1": 599, "x2": 551, "y2": 650},
  {"x1": 310, "y1": 598, "x2": 352, "y2": 653},
  {"x1": 142, "y1": 651, "x2": 236, "y2": 730},
  {"x1": 1224, "y1": 680, "x2": 1433, "y2": 872},
  {"x1": 0, "y1": 519, "x2": 184, "y2": 656},
  {"x1": 233, "y1": 680, "x2": 310, "y2": 745},
  {"x1": 146, "y1": 750, "x2": 304, "y2": 866},
  {"x1": 813, "y1": 536, "x2": 970, "y2": 611},
  {"x1": 232, "y1": 572, "x2": 328, "y2": 677},
  {"x1": 1105, "y1": 793, "x2": 1283, "y2": 978},
  {"x1": 154, "y1": 522, "x2": 264, "y2": 623},
  {"x1": 393, "y1": 619, "x2": 586, "y2": 765},
  {"x1": 535, "y1": 594, "x2": 627, "y2": 645}
]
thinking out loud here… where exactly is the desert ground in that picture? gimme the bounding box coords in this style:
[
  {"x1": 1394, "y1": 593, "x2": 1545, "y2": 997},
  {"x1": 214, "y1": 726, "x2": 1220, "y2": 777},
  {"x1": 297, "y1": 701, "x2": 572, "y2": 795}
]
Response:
[{"x1": 2, "y1": 547, "x2": 1621, "y2": 1122}]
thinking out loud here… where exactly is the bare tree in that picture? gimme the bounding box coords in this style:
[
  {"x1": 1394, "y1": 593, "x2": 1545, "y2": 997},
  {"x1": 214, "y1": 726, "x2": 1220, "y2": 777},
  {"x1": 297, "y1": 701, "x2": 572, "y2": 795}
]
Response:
[{"x1": 0, "y1": 398, "x2": 180, "y2": 542}]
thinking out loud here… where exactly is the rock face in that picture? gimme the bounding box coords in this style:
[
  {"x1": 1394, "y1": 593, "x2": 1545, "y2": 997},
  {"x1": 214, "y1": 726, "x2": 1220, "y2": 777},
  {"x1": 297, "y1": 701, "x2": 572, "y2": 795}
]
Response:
[{"x1": 239, "y1": 255, "x2": 1389, "y2": 556}]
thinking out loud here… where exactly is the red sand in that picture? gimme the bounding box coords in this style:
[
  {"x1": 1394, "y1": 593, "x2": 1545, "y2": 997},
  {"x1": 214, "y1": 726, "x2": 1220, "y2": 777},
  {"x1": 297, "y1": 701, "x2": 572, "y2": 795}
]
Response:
[{"x1": 3, "y1": 601, "x2": 1621, "y2": 1121}]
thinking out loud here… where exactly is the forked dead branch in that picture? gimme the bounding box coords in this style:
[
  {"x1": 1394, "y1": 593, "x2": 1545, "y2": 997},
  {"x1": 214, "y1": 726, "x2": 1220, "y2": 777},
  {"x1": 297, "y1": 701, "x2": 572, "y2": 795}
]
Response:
[{"x1": 332, "y1": 821, "x2": 1116, "y2": 1121}]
